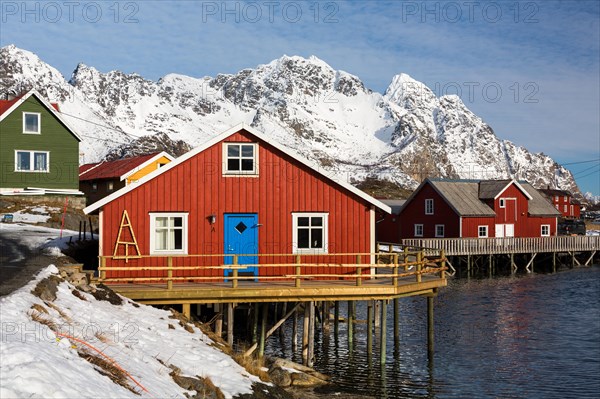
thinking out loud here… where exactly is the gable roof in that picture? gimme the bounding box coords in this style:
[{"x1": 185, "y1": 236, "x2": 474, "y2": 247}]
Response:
[
  {"x1": 379, "y1": 199, "x2": 406, "y2": 215},
  {"x1": 400, "y1": 178, "x2": 559, "y2": 217},
  {"x1": 0, "y1": 90, "x2": 82, "y2": 141},
  {"x1": 538, "y1": 188, "x2": 571, "y2": 198},
  {"x1": 79, "y1": 152, "x2": 174, "y2": 181},
  {"x1": 84, "y1": 123, "x2": 392, "y2": 214}
]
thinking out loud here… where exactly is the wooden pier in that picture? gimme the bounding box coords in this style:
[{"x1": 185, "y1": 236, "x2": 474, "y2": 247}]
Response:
[
  {"x1": 96, "y1": 249, "x2": 447, "y2": 366},
  {"x1": 398, "y1": 236, "x2": 599, "y2": 275}
]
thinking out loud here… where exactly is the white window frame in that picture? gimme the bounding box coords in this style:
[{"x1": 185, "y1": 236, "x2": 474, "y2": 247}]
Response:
[
  {"x1": 425, "y1": 198, "x2": 434, "y2": 215},
  {"x1": 149, "y1": 212, "x2": 189, "y2": 255},
  {"x1": 414, "y1": 224, "x2": 423, "y2": 237},
  {"x1": 435, "y1": 224, "x2": 445, "y2": 238},
  {"x1": 478, "y1": 225, "x2": 488, "y2": 238},
  {"x1": 563, "y1": 204, "x2": 567, "y2": 213},
  {"x1": 499, "y1": 198, "x2": 506, "y2": 208},
  {"x1": 91, "y1": 182, "x2": 98, "y2": 192},
  {"x1": 292, "y1": 212, "x2": 328, "y2": 254},
  {"x1": 14, "y1": 150, "x2": 49, "y2": 172},
  {"x1": 541, "y1": 224, "x2": 550, "y2": 237},
  {"x1": 564, "y1": 195, "x2": 568, "y2": 202},
  {"x1": 23, "y1": 112, "x2": 41, "y2": 134},
  {"x1": 222, "y1": 142, "x2": 258, "y2": 176}
]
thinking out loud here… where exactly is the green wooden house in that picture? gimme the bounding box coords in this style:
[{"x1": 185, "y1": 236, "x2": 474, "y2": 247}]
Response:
[{"x1": 0, "y1": 90, "x2": 82, "y2": 194}]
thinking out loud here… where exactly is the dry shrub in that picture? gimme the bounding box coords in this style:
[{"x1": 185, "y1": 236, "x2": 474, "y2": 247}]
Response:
[
  {"x1": 45, "y1": 301, "x2": 72, "y2": 323},
  {"x1": 232, "y1": 351, "x2": 270, "y2": 382},
  {"x1": 78, "y1": 351, "x2": 139, "y2": 395},
  {"x1": 30, "y1": 303, "x2": 48, "y2": 314},
  {"x1": 28, "y1": 309, "x2": 57, "y2": 331},
  {"x1": 95, "y1": 331, "x2": 111, "y2": 344},
  {"x1": 71, "y1": 289, "x2": 88, "y2": 301},
  {"x1": 202, "y1": 376, "x2": 225, "y2": 399}
]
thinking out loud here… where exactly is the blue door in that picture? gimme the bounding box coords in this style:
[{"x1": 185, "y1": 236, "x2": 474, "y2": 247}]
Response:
[{"x1": 224, "y1": 213, "x2": 258, "y2": 278}]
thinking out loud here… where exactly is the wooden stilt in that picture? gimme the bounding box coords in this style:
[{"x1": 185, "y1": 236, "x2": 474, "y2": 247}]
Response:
[
  {"x1": 258, "y1": 303, "x2": 268, "y2": 359},
  {"x1": 215, "y1": 303, "x2": 223, "y2": 337},
  {"x1": 292, "y1": 307, "x2": 298, "y2": 351},
  {"x1": 553, "y1": 252, "x2": 557, "y2": 273},
  {"x1": 393, "y1": 298, "x2": 399, "y2": 346},
  {"x1": 374, "y1": 300, "x2": 380, "y2": 329},
  {"x1": 489, "y1": 254, "x2": 492, "y2": 278},
  {"x1": 308, "y1": 301, "x2": 315, "y2": 367},
  {"x1": 347, "y1": 301, "x2": 354, "y2": 347},
  {"x1": 334, "y1": 301, "x2": 339, "y2": 338},
  {"x1": 227, "y1": 303, "x2": 234, "y2": 347},
  {"x1": 303, "y1": 302, "x2": 310, "y2": 365},
  {"x1": 427, "y1": 296, "x2": 434, "y2": 359},
  {"x1": 182, "y1": 303, "x2": 191, "y2": 319},
  {"x1": 367, "y1": 300, "x2": 373, "y2": 355},
  {"x1": 380, "y1": 300, "x2": 387, "y2": 365},
  {"x1": 244, "y1": 303, "x2": 301, "y2": 357},
  {"x1": 252, "y1": 303, "x2": 259, "y2": 344},
  {"x1": 279, "y1": 302, "x2": 287, "y2": 340},
  {"x1": 584, "y1": 251, "x2": 596, "y2": 266}
]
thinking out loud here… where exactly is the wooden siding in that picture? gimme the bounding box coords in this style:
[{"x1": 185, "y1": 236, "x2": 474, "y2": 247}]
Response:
[
  {"x1": 101, "y1": 130, "x2": 372, "y2": 279},
  {"x1": 126, "y1": 155, "x2": 172, "y2": 184},
  {"x1": 398, "y1": 183, "x2": 460, "y2": 238},
  {"x1": 377, "y1": 213, "x2": 401, "y2": 243},
  {"x1": 0, "y1": 97, "x2": 79, "y2": 190}
]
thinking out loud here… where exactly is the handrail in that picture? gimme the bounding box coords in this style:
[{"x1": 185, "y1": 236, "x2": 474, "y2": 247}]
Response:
[{"x1": 98, "y1": 250, "x2": 447, "y2": 290}]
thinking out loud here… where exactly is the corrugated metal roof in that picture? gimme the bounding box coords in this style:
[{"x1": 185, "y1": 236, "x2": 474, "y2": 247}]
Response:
[
  {"x1": 429, "y1": 180, "x2": 496, "y2": 216},
  {"x1": 478, "y1": 180, "x2": 512, "y2": 199},
  {"x1": 520, "y1": 182, "x2": 563, "y2": 216},
  {"x1": 79, "y1": 153, "x2": 160, "y2": 181}
]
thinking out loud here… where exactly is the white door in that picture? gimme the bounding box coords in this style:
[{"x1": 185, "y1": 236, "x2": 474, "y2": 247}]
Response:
[
  {"x1": 495, "y1": 224, "x2": 505, "y2": 238},
  {"x1": 505, "y1": 224, "x2": 515, "y2": 237}
]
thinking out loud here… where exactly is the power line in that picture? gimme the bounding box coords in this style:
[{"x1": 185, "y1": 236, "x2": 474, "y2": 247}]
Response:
[
  {"x1": 576, "y1": 166, "x2": 600, "y2": 180},
  {"x1": 561, "y1": 158, "x2": 600, "y2": 166},
  {"x1": 573, "y1": 163, "x2": 600, "y2": 176}
]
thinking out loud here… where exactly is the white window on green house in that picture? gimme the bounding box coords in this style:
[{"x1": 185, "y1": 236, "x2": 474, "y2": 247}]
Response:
[
  {"x1": 414, "y1": 224, "x2": 423, "y2": 237},
  {"x1": 435, "y1": 224, "x2": 445, "y2": 238},
  {"x1": 23, "y1": 112, "x2": 40, "y2": 134},
  {"x1": 425, "y1": 199, "x2": 434, "y2": 215},
  {"x1": 541, "y1": 225, "x2": 550, "y2": 237},
  {"x1": 223, "y1": 143, "x2": 258, "y2": 175},
  {"x1": 15, "y1": 150, "x2": 48, "y2": 172},
  {"x1": 292, "y1": 213, "x2": 328, "y2": 254},
  {"x1": 149, "y1": 213, "x2": 188, "y2": 255},
  {"x1": 478, "y1": 225, "x2": 488, "y2": 238}
]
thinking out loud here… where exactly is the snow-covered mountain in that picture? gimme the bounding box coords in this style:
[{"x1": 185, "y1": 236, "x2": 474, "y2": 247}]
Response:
[{"x1": 0, "y1": 45, "x2": 580, "y2": 195}]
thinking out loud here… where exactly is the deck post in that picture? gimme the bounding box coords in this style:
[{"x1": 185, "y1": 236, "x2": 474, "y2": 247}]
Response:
[
  {"x1": 427, "y1": 296, "x2": 434, "y2": 360},
  {"x1": 356, "y1": 255, "x2": 362, "y2": 286},
  {"x1": 182, "y1": 303, "x2": 191, "y2": 319},
  {"x1": 393, "y1": 297, "x2": 400, "y2": 346},
  {"x1": 347, "y1": 301, "x2": 354, "y2": 347},
  {"x1": 252, "y1": 303, "x2": 259, "y2": 344},
  {"x1": 100, "y1": 256, "x2": 106, "y2": 280},
  {"x1": 308, "y1": 301, "x2": 315, "y2": 367},
  {"x1": 511, "y1": 253, "x2": 515, "y2": 274},
  {"x1": 227, "y1": 303, "x2": 234, "y2": 347},
  {"x1": 552, "y1": 252, "x2": 556, "y2": 273},
  {"x1": 393, "y1": 253, "x2": 399, "y2": 286},
  {"x1": 416, "y1": 251, "x2": 422, "y2": 283},
  {"x1": 488, "y1": 254, "x2": 492, "y2": 278},
  {"x1": 167, "y1": 256, "x2": 173, "y2": 290},
  {"x1": 367, "y1": 300, "x2": 373, "y2": 355},
  {"x1": 295, "y1": 255, "x2": 301, "y2": 288},
  {"x1": 467, "y1": 255, "x2": 471, "y2": 278},
  {"x1": 258, "y1": 303, "x2": 268, "y2": 359},
  {"x1": 302, "y1": 302, "x2": 310, "y2": 365},
  {"x1": 380, "y1": 300, "x2": 387, "y2": 365},
  {"x1": 440, "y1": 250, "x2": 446, "y2": 279},
  {"x1": 232, "y1": 255, "x2": 238, "y2": 288},
  {"x1": 571, "y1": 252, "x2": 575, "y2": 268},
  {"x1": 215, "y1": 303, "x2": 223, "y2": 337},
  {"x1": 334, "y1": 301, "x2": 339, "y2": 338}
]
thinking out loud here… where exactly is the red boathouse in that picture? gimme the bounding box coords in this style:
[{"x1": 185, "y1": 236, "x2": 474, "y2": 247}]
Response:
[
  {"x1": 84, "y1": 123, "x2": 391, "y2": 281},
  {"x1": 397, "y1": 178, "x2": 560, "y2": 239}
]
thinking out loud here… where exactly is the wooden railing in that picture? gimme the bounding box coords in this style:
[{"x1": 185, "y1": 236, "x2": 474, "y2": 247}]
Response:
[
  {"x1": 401, "y1": 236, "x2": 600, "y2": 256},
  {"x1": 98, "y1": 251, "x2": 447, "y2": 290}
]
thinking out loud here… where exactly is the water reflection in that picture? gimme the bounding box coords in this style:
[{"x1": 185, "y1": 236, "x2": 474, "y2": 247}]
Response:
[{"x1": 265, "y1": 266, "x2": 600, "y2": 399}]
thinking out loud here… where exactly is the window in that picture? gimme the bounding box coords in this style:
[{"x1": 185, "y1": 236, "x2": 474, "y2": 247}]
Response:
[
  {"x1": 107, "y1": 181, "x2": 114, "y2": 191},
  {"x1": 223, "y1": 143, "x2": 258, "y2": 175},
  {"x1": 541, "y1": 225, "x2": 550, "y2": 237},
  {"x1": 91, "y1": 183, "x2": 98, "y2": 192},
  {"x1": 555, "y1": 204, "x2": 559, "y2": 210},
  {"x1": 425, "y1": 199, "x2": 434, "y2": 215},
  {"x1": 564, "y1": 205, "x2": 567, "y2": 213},
  {"x1": 23, "y1": 112, "x2": 40, "y2": 134},
  {"x1": 435, "y1": 224, "x2": 445, "y2": 238},
  {"x1": 478, "y1": 225, "x2": 488, "y2": 238},
  {"x1": 149, "y1": 213, "x2": 188, "y2": 254},
  {"x1": 564, "y1": 195, "x2": 568, "y2": 202},
  {"x1": 499, "y1": 198, "x2": 506, "y2": 208},
  {"x1": 15, "y1": 150, "x2": 48, "y2": 172},
  {"x1": 157, "y1": 163, "x2": 167, "y2": 169},
  {"x1": 414, "y1": 224, "x2": 423, "y2": 237},
  {"x1": 570, "y1": 205, "x2": 574, "y2": 216},
  {"x1": 555, "y1": 195, "x2": 559, "y2": 202},
  {"x1": 292, "y1": 213, "x2": 328, "y2": 253}
]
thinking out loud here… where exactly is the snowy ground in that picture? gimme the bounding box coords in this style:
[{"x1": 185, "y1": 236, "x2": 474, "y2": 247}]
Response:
[
  {"x1": 0, "y1": 222, "x2": 78, "y2": 253},
  {"x1": 0, "y1": 265, "x2": 261, "y2": 398}
]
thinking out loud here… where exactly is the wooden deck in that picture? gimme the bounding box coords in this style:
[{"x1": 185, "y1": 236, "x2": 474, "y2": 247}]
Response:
[
  {"x1": 97, "y1": 250, "x2": 447, "y2": 305},
  {"x1": 400, "y1": 236, "x2": 599, "y2": 256}
]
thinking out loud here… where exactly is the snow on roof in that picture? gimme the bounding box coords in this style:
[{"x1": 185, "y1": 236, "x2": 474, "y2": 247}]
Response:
[{"x1": 84, "y1": 123, "x2": 392, "y2": 214}]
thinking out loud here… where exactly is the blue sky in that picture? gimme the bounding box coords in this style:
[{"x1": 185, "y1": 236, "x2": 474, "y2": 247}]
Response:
[{"x1": 1, "y1": 0, "x2": 599, "y2": 195}]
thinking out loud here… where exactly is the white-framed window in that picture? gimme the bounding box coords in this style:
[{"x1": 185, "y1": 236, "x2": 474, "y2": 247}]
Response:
[
  {"x1": 499, "y1": 198, "x2": 506, "y2": 208},
  {"x1": 15, "y1": 150, "x2": 49, "y2": 172},
  {"x1": 414, "y1": 224, "x2": 423, "y2": 237},
  {"x1": 564, "y1": 195, "x2": 568, "y2": 202},
  {"x1": 91, "y1": 183, "x2": 98, "y2": 192},
  {"x1": 23, "y1": 112, "x2": 40, "y2": 134},
  {"x1": 107, "y1": 181, "x2": 114, "y2": 191},
  {"x1": 555, "y1": 195, "x2": 559, "y2": 202},
  {"x1": 425, "y1": 198, "x2": 434, "y2": 215},
  {"x1": 478, "y1": 225, "x2": 488, "y2": 238},
  {"x1": 223, "y1": 142, "x2": 258, "y2": 175},
  {"x1": 292, "y1": 212, "x2": 328, "y2": 254},
  {"x1": 149, "y1": 213, "x2": 188, "y2": 255},
  {"x1": 570, "y1": 205, "x2": 574, "y2": 216},
  {"x1": 435, "y1": 224, "x2": 445, "y2": 238},
  {"x1": 541, "y1": 225, "x2": 550, "y2": 237},
  {"x1": 563, "y1": 204, "x2": 567, "y2": 213}
]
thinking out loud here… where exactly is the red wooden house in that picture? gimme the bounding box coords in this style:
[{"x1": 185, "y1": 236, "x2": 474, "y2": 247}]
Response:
[
  {"x1": 398, "y1": 179, "x2": 560, "y2": 239},
  {"x1": 84, "y1": 124, "x2": 391, "y2": 281},
  {"x1": 538, "y1": 188, "x2": 581, "y2": 219},
  {"x1": 376, "y1": 199, "x2": 405, "y2": 244}
]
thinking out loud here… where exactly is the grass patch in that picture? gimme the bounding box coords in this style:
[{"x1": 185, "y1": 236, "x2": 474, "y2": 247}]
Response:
[
  {"x1": 232, "y1": 350, "x2": 270, "y2": 382},
  {"x1": 78, "y1": 351, "x2": 139, "y2": 395}
]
